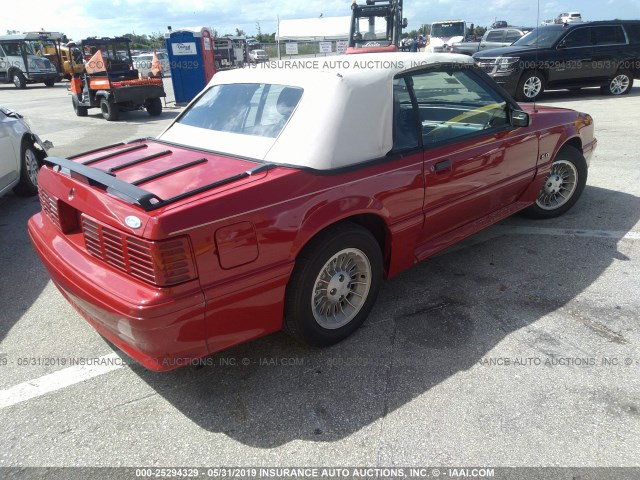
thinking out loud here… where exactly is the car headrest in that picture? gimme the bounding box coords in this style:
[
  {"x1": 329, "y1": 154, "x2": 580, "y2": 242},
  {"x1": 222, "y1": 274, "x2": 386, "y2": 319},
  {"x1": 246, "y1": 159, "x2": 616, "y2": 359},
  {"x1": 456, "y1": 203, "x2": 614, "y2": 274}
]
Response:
[{"x1": 276, "y1": 87, "x2": 303, "y2": 116}]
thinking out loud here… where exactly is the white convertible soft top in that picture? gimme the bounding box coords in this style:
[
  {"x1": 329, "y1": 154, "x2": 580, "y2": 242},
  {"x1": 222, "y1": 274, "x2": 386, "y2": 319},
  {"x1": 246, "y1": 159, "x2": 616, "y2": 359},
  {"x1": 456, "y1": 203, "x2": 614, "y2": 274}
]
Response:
[{"x1": 159, "y1": 53, "x2": 475, "y2": 170}]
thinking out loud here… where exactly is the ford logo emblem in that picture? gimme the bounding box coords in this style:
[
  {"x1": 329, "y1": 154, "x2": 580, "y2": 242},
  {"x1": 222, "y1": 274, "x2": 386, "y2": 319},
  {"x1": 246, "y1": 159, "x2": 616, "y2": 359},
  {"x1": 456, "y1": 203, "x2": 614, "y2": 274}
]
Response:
[{"x1": 125, "y1": 216, "x2": 142, "y2": 229}]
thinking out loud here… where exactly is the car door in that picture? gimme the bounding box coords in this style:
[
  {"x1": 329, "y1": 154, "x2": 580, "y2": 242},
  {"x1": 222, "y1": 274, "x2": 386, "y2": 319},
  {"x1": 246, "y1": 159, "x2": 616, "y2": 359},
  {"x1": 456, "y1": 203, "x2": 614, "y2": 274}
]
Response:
[
  {"x1": 549, "y1": 26, "x2": 595, "y2": 86},
  {"x1": 590, "y1": 25, "x2": 628, "y2": 83},
  {"x1": 397, "y1": 67, "x2": 539, "y2": 253},
  {"x1": 0, "y1": 112, "x2": 19, "y2": 192},
  {"x1": 0, "y1": 44, "x2": 7, "y2": 81},
  {"x1": 479, "y1": 30, "x2": 506, "y2": 51}
]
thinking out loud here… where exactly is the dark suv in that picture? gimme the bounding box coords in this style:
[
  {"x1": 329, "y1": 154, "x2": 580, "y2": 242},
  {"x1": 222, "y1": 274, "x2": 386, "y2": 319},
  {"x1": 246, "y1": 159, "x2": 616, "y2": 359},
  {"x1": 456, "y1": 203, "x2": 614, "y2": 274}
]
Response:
[{"x1": 473, "y1": 21, "x2": 640, "y2": 101}]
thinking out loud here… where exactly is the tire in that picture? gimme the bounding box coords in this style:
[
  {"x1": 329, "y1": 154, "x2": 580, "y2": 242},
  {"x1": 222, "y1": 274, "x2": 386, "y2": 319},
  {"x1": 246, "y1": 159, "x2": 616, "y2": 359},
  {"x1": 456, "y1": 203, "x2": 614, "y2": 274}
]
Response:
[
  {"x1": 522, "y1": 145, "x2": 587, "y2": 219},
  {"x1": 12, "y1": 71, "x2": 27, "y2": 89},
  {"x1": 72, "y1": 95, "x2": 88, "y2": 117},
  {"x1": 13, "y1": 140, "x2": 41, "y2": 197},
  {"x1": 600, "y1": 70, "x2": 633, "y2": 96},
  {"x1": 516, "y1": 70, "x2": 545, "y2": 102},
  {"x1": 100, "y1": 97, "x2": 119, "y2": 121},
  {"x1": 283, "y1": 222, "x2": 383, "y2": 347},
  {"x1": 44, "y1": 79, "x2": 55, "y2": 87},
  {"x1": 145, "y1": 97, "x2": 162, "y2": 116}
]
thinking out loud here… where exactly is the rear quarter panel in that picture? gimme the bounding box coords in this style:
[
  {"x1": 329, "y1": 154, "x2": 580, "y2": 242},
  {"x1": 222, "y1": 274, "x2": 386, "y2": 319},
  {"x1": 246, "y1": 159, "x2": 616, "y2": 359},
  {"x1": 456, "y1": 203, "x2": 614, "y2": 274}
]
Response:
[{"x1": 154, "y1": 154, "x2": 425, "y2": 353}]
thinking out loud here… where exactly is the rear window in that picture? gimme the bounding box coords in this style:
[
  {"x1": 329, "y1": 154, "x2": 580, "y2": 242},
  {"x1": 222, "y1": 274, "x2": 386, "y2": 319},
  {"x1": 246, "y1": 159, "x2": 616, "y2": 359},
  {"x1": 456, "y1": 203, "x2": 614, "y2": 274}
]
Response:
[
  {"x1": 485, "y1": 31, "x2": 504, "y2": 42},
  {"x1": 178, "y1": 83, "x2": 303, "y2": 138},
  {"x1": 505, "y1": 30, "x2": 522, "y2": 42}
]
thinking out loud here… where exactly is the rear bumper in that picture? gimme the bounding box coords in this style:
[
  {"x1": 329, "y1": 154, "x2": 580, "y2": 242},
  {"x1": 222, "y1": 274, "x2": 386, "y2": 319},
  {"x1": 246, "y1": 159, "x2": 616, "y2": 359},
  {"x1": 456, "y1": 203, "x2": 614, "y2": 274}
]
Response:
[
  {"x1": 583, "y1": 138, "x2": 597, "y2": 167},
  {"x1": 28, "y1": 213, "x2": 208, "y2": 371},
  {"x1": 112, "y1": 85, "x2": 166, "y2": 103}
]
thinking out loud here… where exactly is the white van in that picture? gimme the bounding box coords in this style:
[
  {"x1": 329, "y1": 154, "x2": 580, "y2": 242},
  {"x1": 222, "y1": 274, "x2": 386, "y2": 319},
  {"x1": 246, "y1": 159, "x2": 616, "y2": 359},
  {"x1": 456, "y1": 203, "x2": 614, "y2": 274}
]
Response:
[{"x1": 0, "y1": 34, "x2": 60, "y2": 88}]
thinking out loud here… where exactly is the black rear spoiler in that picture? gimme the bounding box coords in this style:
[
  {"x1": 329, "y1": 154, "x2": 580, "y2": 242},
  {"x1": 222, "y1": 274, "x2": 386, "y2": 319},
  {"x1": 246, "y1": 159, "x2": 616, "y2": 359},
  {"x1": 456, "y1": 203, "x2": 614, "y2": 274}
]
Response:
[{"x1": 43, "y1": 156, "x2": 273, "y2": 212}]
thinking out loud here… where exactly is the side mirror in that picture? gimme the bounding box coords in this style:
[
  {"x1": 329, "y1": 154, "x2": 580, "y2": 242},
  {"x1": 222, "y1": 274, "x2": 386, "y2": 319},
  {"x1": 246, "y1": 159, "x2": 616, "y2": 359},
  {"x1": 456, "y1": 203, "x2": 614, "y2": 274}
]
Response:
[
  {"x1": 511, "y1": 109, "x2": 530, "y2": 127},
  {"x1": 402, "y1": 18, "x2": 408, "y2": 29}
]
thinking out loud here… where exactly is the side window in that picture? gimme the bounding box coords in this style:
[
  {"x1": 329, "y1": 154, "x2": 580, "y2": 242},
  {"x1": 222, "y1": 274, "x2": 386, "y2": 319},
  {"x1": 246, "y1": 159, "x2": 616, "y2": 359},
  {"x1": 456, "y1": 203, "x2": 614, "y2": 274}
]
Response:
[
  {"x1": 625, "y1": 24, "x2": 640, "y2": 44},
  {"x1": 505, "y1": 30, "x2": 522, "y2": 43},
  {"x1": 485, "y1": 30, "x2": 504, "y2": 42},
  {"x1": 408, "y1": 68, "x2": 508, "y2": 147},
  {"x1": 562, "y1": 27, "x2": 593, "y2": 48},
  {"x1": 2, "y1": 43, "x2": 20, "y2": 56},
  {"x1": 392, "y1": 77, "x2": 419, "y2": 151},
  {"x1": 594, "y1": 26, "x2": 626, "y2": 45}
]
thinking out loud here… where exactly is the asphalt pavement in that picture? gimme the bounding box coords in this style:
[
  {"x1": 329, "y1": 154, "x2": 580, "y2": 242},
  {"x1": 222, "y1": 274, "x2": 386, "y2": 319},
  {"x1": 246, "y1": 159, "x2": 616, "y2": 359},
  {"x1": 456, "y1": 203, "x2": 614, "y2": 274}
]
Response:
[{"x1": 0, "y1": 79, "x2": 639, "y2": 472}]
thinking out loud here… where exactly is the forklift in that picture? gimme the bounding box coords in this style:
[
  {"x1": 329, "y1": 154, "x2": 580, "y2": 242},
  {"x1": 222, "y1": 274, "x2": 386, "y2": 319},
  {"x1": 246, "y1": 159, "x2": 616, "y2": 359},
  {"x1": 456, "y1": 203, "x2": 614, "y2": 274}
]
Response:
[
  {"x1": 70, "y1": 37, "x2": 165, "y2": 121},
  {"x1": 24, "y1": 31, "x2": 84, "y2": 80},
  {"x1": 347, "y1": 0, "x2": 407, "y2": 54}
]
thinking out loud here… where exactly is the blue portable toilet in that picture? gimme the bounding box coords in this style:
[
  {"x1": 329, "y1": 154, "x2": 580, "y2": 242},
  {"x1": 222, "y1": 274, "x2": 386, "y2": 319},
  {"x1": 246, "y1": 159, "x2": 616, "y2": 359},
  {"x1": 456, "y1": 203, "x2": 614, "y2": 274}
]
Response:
[{"x1": 165, "y1": 27, "x2": 216, "y2": 105}]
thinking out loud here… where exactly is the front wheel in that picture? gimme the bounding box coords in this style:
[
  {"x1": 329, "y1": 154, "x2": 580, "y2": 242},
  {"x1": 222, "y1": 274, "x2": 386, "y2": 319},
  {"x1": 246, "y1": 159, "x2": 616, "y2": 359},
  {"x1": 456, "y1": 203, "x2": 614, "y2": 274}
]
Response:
[
  {"x1": 522, "y1": 145, "x2": 587, "y2": 219},
  {"x1": 284, "y1": 223, "x2": 383, "y2": 347},
  {"x1": 100, "y1": 97, "x2": 119, "y2": 121},
  {"x1": 13, "y1": 140, "x2": 41, "y2": 196},
  {"x1": 72, "y1": 95, "x2": 88, "y2": 117},
  {"x1": 601, "y1": 70, "x2": 633, "y2": 96},
  {"x1": 44, "y1": 79, "x2": 55, "y2": 87},
  {"x1": 12, "y1": 71, "x2": 27, "y2": 89},
  {"x1": 516, "y1": 70, "x2": 545, "y2": 102}
]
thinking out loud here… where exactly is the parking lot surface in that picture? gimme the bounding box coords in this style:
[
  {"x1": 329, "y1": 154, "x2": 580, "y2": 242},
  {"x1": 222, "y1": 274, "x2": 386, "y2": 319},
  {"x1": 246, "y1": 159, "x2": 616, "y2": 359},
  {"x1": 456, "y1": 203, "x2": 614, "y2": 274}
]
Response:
[{"x1": 1, "y1": 80, "x2": 639, "y2": 470}]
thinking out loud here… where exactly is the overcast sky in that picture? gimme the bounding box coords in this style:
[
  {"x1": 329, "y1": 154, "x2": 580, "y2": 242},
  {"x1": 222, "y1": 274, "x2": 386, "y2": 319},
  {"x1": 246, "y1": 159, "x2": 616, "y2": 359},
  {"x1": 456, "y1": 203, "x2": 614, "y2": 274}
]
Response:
[{"x1": 1, "y1": 0, "x2": 639, "y2": 40}]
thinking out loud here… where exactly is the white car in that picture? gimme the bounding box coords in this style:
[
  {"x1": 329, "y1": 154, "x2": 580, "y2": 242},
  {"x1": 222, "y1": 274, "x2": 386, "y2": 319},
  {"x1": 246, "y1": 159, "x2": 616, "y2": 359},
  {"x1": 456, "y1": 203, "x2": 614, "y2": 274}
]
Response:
[
  {"x1": 249, "y1": 49, "x2": 269, "y2": 63},
  {"x1": 0, "y1": 107, "x2": 51, "y2": 197},
  {"x1": 557, "y1": 12, "x2": 582, "y2": 24},
  {"x1": 132, "y1": 52, "x2": 171, "y2": 78}
]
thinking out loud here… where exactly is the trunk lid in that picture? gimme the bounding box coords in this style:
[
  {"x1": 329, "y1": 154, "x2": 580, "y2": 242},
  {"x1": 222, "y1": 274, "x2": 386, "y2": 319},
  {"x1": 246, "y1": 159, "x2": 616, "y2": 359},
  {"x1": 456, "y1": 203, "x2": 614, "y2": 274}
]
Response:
[
  {"x1": 37, "y1": 139, "x2": 271, "y2": 240},
  {"x1": 66, "y1": 139, "x2": 266, "y2": 207}
]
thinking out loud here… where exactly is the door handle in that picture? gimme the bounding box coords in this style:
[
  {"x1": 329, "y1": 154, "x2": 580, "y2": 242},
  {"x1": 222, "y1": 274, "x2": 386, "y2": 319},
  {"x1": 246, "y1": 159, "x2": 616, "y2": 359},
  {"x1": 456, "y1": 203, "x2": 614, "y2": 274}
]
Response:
[{"x1": 433, "y1": 159, "x2": 452, "y2": 173}]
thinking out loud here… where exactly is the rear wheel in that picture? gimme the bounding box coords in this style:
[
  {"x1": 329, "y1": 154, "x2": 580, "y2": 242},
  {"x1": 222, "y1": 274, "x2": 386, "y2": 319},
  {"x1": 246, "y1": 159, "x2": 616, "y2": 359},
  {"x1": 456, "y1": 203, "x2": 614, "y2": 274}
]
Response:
[
  {"x1": 516, "y1": 70, "x2": 545, "y2": 102},
  {"x1": 13, "y1": 140, "x2": 41, "y2": 197},
  {"x1": 44, "y1": 79, "x2": 55, "y2": 87},
  {"x1": 72, "y1": 95, "x2": 88, "y2": 117},
  {"x1": 145, "y1": 97, "x2": 162, "y2": 116},
  {"x1": 12, "y1": 71, "x2": 27, "y2": 89},
  {"x1": 522, "y1": 146, "x2": 587, "y2": 219},
  {"x1": 601, "y1": 70, "x2": 633, "y2": 96},
  {"x1": 284, "y1": 223, "x2": 383, "y2": 347},
  {"x1": 100, "y1": 97, "x2": 119, "y2": 121}
]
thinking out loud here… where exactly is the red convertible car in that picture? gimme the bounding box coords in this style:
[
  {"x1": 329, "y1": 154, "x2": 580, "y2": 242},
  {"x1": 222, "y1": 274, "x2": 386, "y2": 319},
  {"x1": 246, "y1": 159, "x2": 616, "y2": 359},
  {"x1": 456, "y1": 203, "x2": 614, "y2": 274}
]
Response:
[{"x1": 29, "y1": 53, "x2": 596, "y2": 370}]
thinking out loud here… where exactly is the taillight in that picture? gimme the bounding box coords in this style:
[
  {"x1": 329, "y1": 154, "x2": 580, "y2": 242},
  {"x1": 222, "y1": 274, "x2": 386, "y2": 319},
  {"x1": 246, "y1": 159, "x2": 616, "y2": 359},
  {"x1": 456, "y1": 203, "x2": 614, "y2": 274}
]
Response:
[
  {"x1": 148, "y1": 237, "x2": 198, "y2": 287},
  {"x1": 39, "y1": 188, "x2": 79, "y2": 233},
  {"x1": 82, "y1": 215, "x2": 198, "y2": 287}
]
